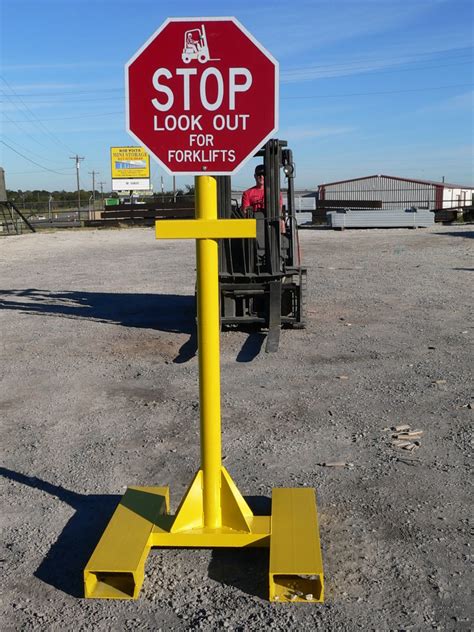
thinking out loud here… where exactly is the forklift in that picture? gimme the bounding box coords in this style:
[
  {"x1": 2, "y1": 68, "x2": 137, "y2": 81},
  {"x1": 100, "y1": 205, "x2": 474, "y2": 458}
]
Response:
[{"x1": 217, "y1": 138, "x2": 307, "y2": 352}]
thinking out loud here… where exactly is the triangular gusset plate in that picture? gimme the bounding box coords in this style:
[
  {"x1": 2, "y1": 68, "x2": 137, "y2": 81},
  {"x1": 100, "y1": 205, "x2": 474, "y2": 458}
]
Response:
[{"x1": 170, "y1": 467, "x2": 253, "y2": 533}]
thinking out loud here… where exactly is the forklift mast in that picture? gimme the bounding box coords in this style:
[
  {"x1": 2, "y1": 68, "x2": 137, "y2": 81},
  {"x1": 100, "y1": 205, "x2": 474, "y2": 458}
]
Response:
[{"x1": 217, "y1": 139, "x2": 306, "y2": 352}]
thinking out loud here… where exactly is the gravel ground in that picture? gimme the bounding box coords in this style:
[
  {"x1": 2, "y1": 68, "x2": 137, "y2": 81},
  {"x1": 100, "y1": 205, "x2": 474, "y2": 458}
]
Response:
[{"x1": 1, "y1": 224, "x2": 472, "y2": 631}]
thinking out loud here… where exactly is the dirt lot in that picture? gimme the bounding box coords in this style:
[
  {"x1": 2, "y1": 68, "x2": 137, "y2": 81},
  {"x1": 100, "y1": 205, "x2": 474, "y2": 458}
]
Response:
[{"x1": 1, "y1": 224, "x2": 472, "y2": 631}]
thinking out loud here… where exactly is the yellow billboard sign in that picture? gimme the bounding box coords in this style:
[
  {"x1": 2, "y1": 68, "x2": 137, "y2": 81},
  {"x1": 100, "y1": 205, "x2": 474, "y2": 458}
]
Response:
[{"x1": 110, "y1": 146, "x2": 150, "y2": 179}]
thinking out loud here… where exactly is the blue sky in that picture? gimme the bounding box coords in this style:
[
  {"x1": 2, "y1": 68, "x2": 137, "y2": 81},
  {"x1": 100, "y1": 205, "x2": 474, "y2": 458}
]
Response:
[{"x1": 1, "y1": 0, "x2": 473, "y2": 192}]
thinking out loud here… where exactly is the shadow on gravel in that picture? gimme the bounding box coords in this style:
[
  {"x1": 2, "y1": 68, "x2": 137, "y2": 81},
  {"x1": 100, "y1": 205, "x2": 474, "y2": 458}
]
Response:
[
  {"x1": 0, "y1": 467, "x2": 120, "y2": 598},
  {"x1": 236, "y1": 330, "x2": 266, "y2": 362},
  {"x1": 433, "y1": 230, "x2": 473, "y2": 239},
  {"x1": 2, "y1": 467, "x2": 274, "y2": 599},
  {"x1": 208, "y1": 496, "x2": 272, "y2": 599},
  {"x1": 208, "y1": 548, "x2": 270, "y2": 599},
  {"x1": 0, "y1": 288, "x2": 268, "y2": 363},
  {"x1": 0, "y1": 288, "x2": 195, "y2": 331},
  {"x1": 0, "y1": 288, "x2": 198, "y2": 363}
]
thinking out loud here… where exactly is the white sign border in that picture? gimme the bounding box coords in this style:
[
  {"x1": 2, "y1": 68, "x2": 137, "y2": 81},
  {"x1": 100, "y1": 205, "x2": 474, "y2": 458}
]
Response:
[{"x1": 112, "y1": 178, "x2": 151, "y2": 191}]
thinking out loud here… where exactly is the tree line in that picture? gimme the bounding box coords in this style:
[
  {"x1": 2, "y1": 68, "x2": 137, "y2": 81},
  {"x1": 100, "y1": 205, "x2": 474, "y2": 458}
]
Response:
[{"x1": 6, "y1": 185, "x2": 195, "y2": 205}]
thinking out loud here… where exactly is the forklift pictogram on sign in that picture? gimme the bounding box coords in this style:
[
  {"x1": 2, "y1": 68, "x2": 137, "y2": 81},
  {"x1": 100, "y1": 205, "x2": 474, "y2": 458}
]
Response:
[{"x1": 182, "y1": 25, "x2": 218, "y2": 64}]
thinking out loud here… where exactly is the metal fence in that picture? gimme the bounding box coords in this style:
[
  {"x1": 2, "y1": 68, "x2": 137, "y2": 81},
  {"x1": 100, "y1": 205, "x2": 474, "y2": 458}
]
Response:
[{"x1": 9, "y1": 200, "x2": 103, "y2": 225}]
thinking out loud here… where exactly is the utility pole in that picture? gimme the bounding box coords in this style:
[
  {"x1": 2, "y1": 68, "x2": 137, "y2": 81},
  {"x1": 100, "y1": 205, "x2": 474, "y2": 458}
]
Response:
[
  {"x1": 88, "y1": 170, "x2": 99, "y2": 220},
  {"x1": 70, "y1": 155, "x2": 84, "y2": 222},
  {"x1": 88, "y1": 170, "x2": 99, "y2": 204},
  {"x1": 99, "y1": 181, "x2": 106, "y2": 201}
]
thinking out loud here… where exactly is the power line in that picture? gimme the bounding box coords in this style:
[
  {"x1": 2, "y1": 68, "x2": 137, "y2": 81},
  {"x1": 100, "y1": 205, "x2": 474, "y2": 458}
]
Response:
[
  {"x1": 0, "y1": 93, "x2": 123, "y2": 105},
  {"x1": 283, "y1": 50, "x2": 473, "y2": 73},
  {"x1": 4, "y1": 46, "x2": 473, "y2": 98},
  {"x1": 6, "y1": 57, "x2": 471, "y2": 106},
  {"x1": 8, "y1": 169, "x2": 76, "y2": 175},
  {"x1": 282, "y1": 83, "x2": 473, "y2": 99},
  {"x1": 1, "y1": 57, "x2": 471, "y2": 107},
  {"x1": 301, "y1": 45, "x2": 473, "y2": 67},
  {"x1": 0, "y1": 94, "x2": 123, "y2": 104},
  {"x1": 1, "y1": 109, "x2": 63, "y2": 151},
  {"x1": 281, "y1": 58, "x2": 473, "y2": 80},
  {"x1": 0, "y1": 75, "x2": 75, "y2": 154},
  {"x1": 1, "y1": 140, "x2": 76, "y2": 175},
  {"x1": 1, "y1": 88, "x2": 122, "y2": 97},
  {"x1": 5, "y1": 110, "x2": 124, "y2": 122},
  {"x1": 2, "y1": 133, "x2": 76, "y2": 167},
  {"x1": 4, "y1": 82, "x2": 472, "y2": 125}
]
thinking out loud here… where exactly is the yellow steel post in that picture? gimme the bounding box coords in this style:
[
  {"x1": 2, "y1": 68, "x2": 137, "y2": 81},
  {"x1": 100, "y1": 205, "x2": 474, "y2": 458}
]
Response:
[
  {"x1": 84, "y1": 174, "x2": 325, "y2": 602},
  {"x1": 195, "y1": 175, "x2": 222, "y2": 529}
]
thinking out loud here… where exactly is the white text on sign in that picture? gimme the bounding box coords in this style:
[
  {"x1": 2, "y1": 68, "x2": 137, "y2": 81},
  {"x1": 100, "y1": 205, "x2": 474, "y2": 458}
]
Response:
[
  {"x1": 153, "y1": 114, "x2": 249, "y2": 132},
  {"x1": 168, "y1": 149, "x2": 236, "y2": 163},
  {"x1": 151, "y1": 67, "x2": 253, "y2": 111}
]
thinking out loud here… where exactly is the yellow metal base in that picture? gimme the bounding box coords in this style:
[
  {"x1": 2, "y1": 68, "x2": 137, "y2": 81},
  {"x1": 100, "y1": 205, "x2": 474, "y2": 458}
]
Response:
[
  {"x1": 84, "y1": 471, "x2": 324, "y2": 602},
  {"x1": 269, "y1": 488, "x2": 324, "y2": 603},
  {"x1": 84, "y1": 486, "x2": 169, "y2": 599}
]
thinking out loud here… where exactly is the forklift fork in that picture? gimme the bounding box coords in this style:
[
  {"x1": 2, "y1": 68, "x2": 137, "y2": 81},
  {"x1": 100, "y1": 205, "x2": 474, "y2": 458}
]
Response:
[{"x1": 266, "y1": 279, "x2": 281, "y2": 352}]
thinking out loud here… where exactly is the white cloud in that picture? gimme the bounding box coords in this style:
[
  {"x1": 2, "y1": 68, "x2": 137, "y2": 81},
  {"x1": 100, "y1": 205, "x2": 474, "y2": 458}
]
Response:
[
  {"x1": 5, "y1": 83, "x2": 88, "y2": 92},
  {"x1": 281, "y1": 45, "x2": 473, "y2": 83},
  {"x1": 279, "y1": 125, "x2": 356, "y2": 140},
  {"x1": 254, "y1": 0, "x2": 459, "y2": 59},
  {"x1": 418, "y1": 90, "x2": 474, "y2": 112},
  {"x1": 1, "y1": 61, "x2": 121, "y2": 71},
  {"x1": 4, "y1": 82, "x2": 121, "y2": 92}
]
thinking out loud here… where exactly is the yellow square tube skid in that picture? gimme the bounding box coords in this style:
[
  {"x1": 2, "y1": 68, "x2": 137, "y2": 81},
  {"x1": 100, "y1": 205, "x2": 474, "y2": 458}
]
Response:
[
  {"x1": 155, "y1": 218, "x2": 256, "y2": 240},
  {"x1": 84, "y1": 486, "x2": 169, "y2": 599},
  {"x1": 269, "y1": 488, "x2": 324, "y2": 603}
]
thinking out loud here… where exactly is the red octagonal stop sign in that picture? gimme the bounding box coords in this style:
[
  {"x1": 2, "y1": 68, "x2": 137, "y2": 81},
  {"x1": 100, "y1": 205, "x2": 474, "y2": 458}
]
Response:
[{"x1": 126, "y1": 17, "x2": 278, "y2": 175}]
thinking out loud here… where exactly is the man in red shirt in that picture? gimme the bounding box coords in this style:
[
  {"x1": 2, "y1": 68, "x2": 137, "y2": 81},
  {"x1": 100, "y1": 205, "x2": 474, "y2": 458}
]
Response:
[
  {"x1": 241, "y1": 164, "x2": 285, "y2": 232},
  {"x1": 241, "y1": 164, "x2": 266, "y2": 214}
]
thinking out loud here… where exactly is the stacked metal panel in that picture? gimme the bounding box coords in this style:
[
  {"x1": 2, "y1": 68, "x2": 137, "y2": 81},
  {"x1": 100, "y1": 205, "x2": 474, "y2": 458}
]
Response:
[
  {"x1": 328, "y1": 209, "x2": 434, "y2": 229},
  {"x1": 295, "y1": 212, "x2": 313, "y2": 226}
]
